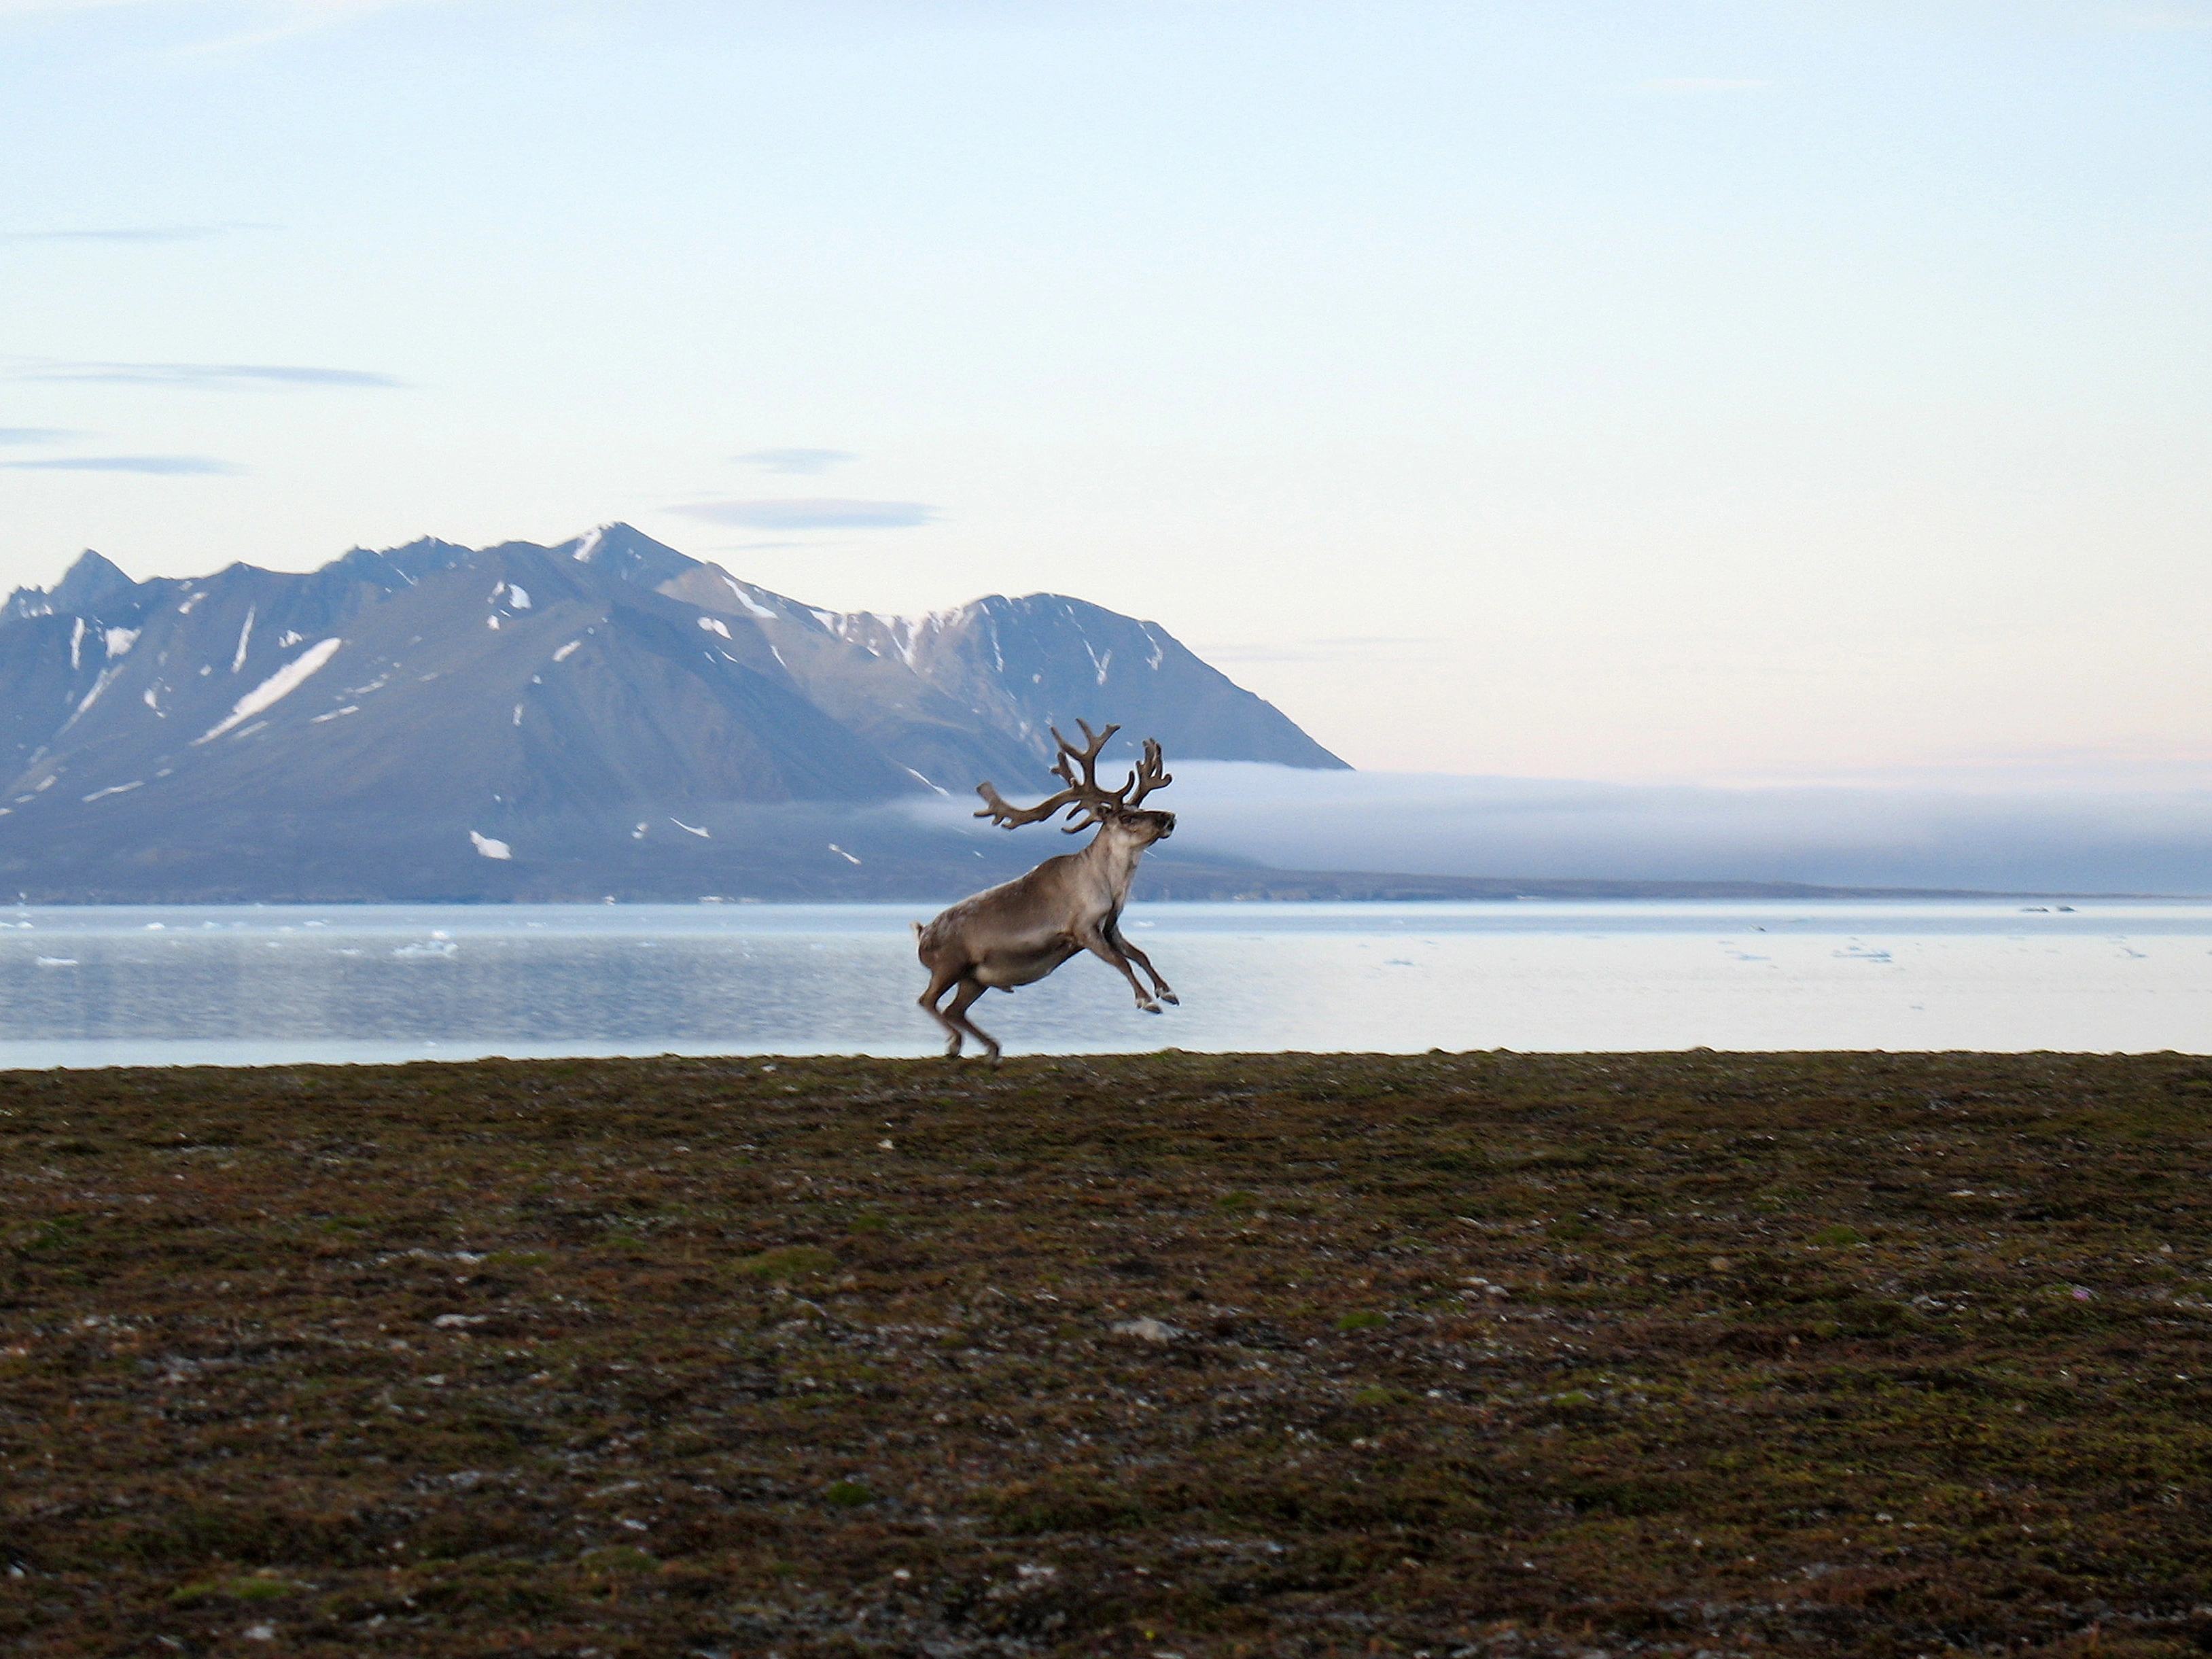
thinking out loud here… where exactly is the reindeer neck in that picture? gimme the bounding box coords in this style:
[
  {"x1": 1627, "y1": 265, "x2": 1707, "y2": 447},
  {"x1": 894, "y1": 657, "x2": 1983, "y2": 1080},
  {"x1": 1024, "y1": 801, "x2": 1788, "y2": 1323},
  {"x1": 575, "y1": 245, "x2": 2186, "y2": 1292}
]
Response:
[{"x1": 1075, "y1": 823, "x2": 1150, "y2": 901}]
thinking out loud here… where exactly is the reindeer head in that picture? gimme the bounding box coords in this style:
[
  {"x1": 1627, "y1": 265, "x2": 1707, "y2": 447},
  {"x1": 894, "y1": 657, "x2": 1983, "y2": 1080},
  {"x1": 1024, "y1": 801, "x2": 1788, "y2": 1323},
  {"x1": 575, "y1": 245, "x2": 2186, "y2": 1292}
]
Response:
[{"x1": 975, "y1": 720, "x2": 1175, "y2": 842}]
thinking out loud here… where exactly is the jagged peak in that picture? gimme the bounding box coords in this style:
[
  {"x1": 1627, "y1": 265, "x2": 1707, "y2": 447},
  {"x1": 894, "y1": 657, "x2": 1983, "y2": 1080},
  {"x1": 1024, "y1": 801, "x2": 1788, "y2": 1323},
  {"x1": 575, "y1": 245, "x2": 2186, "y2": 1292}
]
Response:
[
  {"x1": 49, "y1": 549, "x2": 137, "y2": 614},
  {"x1": 558, "y1": 522, "x2": 697, "y2": 580}
]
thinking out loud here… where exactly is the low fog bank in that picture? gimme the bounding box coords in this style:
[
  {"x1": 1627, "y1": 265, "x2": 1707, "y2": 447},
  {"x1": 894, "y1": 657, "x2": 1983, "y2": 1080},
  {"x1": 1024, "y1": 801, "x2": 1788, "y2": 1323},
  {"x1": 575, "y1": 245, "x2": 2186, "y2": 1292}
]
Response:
[{"x1": 907, "y1": 765, "x2": 2212, "y2": 894}]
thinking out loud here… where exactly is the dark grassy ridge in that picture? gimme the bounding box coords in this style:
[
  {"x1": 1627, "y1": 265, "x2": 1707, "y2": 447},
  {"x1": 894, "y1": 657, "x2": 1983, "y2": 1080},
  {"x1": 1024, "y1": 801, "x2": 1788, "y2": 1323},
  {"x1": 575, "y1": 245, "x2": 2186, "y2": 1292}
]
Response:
[{"x1": 3, "y1": 1052, "x2": 2210, "y2": 1658}]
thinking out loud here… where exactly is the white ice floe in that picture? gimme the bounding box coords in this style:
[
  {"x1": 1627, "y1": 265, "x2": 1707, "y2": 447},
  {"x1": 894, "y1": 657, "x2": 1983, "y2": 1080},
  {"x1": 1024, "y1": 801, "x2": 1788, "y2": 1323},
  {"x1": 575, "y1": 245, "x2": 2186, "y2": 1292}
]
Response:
[
  {"x1": 828, "y1": 843, "x2": 862, "y2": 865},
  {"x1": 309, "y1": 705, "x2": 359, "y2": 723},
  {"x1": 392, "y1": 931, "x2": 458, "y2": 957},
  {"x1": 470, "y1": 831, "x2": 512, "y2": 860},
  {"x1": 195, "y1": 637, "x2": 343, "y2": 744},
  {"x1": 80, "y1": 781, "x2": 143, "y2": 802},
  {"x1": 487, "y1": 614, "x2": 500, "y2": 629},
  {"x1": 142, "y1": 686, "x2": 162, "y2": 715},
  {"x1": 670, "y1": 818, "x2": 710, "y2": 837},
  {"x1": 512, "y1": 703, "x2": 523, "y2": 726},
  {"x1": 698, "y1": 616, "x2": 731, "y2": 638},
  {"x1": 552, "y1": 640, "x2": 581, "y2": 662},
  {"x1": 103, "y1": 627, "x2": 138, "y2": 658},
  {"x1": 508, "y1": 584, "x2": 530, "y2": 609},
  {"x1": 35, "y1": 957, "x2": 77, "y2": 967},
  {"x1": 278, "y1": 629, "x2": 303, "y2": 648}
]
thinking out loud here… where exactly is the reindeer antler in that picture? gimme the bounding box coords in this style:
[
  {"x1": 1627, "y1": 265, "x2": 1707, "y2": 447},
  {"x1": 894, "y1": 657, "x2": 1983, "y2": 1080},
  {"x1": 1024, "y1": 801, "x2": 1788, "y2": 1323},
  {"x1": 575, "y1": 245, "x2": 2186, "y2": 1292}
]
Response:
[
  {"x1": 1116, "y1": 738, "x2": 1172, "y2": 809},
  {"x1": 974, "y1": 720, "x2": 1121, "y2": 831}
]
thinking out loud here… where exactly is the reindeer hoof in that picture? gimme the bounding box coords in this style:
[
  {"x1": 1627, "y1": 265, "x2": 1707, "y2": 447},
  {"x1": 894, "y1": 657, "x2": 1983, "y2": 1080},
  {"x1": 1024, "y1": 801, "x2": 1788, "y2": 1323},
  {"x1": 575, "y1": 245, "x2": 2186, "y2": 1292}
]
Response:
[
  {"x1": 1140, "y1": 1001, "x2": 1162, "y2": 1015},
  {"x1": 1159, "y1": 992, "x2": 1180, "y2": 1005}
]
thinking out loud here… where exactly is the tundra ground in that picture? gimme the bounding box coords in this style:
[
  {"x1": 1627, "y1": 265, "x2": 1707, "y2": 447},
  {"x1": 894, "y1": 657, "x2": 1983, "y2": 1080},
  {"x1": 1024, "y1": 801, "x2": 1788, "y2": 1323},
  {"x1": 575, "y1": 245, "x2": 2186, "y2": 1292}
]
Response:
[{"x1": 3, "y1": 1051, "x2": 2209, "y2": 1658}]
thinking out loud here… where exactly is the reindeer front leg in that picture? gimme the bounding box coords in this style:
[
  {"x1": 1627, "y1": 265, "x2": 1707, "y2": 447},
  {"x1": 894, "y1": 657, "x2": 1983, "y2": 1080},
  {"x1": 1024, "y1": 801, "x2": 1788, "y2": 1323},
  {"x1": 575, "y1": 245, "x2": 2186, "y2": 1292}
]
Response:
[
  {"x1": 1078, "y1": 926, "x2": 1163, "y2": 1013},
  {"x1": 1106, "y1": 920, "x2": 1177, "y2": 1005}
]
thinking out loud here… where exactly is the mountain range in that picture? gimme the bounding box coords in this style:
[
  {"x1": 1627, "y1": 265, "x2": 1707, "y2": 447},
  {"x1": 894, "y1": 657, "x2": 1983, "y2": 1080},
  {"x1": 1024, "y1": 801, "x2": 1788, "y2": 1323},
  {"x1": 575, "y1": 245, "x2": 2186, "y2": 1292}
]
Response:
[{"x1": 0, "y1": 525, "x2": 1360, "y2": 901}]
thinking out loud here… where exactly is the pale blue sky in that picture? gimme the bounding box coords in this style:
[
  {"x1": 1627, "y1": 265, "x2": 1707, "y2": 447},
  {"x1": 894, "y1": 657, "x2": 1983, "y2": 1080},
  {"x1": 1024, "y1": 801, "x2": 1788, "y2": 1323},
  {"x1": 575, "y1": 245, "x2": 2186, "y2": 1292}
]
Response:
[{"x1": 3, "y1": 0, "x2": 2209, "y2": 783}]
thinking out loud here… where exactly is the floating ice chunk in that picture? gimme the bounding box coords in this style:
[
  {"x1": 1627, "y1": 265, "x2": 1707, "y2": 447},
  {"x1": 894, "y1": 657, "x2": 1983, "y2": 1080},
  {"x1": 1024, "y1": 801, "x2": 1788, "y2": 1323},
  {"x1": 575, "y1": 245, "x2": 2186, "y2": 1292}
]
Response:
[
  {"x1": 552, "y1": 640, "x2": 581, "y2": 662},
  {"x1": 828, "y1": 843, "x2": 862, "y2": 865},
  {"x1": 277, "y1": 629, "x2": 303, "y2": 648},
  {"x1": 671, "y1": 818, "x2": 710, "y2": 837},
  {"x1": 698, "y1": 616, "x2": 731, "y2": 638},
  {"x1": 470, "y1": 831, "x2": 512, "y2": 860},
  {"x1": 196, "y1": 638, "x2": 343, "y2": 744},
  {"x1": 508, "y1": 584, "x2": 530, "y2": 609},
  {"x1": 512, "y1": 703, "x2": 523, "y2": 726},
  {"x1": 486, "y1": 614, "x2": 500, "y2": 629},
  {"x1": 34, "y1": 957, "x2": 76, "y2": 967},
  {"x1": 81, "y1": 781, "x2": 143, "y2": 802},
  {"x1": 309, "y1": 705, "x2": 359, "y2": 722},
  {"x1": 393, "y1": 931, "x2": 459, "y2": 957},
  {"x1": 103, "y1": 627, "x2": 138, "y2": 658}
]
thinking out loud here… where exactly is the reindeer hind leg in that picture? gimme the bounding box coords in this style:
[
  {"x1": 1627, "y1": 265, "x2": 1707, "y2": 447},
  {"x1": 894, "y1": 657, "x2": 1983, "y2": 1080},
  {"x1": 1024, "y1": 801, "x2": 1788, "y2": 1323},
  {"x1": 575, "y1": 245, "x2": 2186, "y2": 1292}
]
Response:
[
  {"x1": 918, "y1": 961, "x2": 968, "y2": 1058},
  {"x1": 944, "y1": 977, "x2": 1001, "y2": 1062}
]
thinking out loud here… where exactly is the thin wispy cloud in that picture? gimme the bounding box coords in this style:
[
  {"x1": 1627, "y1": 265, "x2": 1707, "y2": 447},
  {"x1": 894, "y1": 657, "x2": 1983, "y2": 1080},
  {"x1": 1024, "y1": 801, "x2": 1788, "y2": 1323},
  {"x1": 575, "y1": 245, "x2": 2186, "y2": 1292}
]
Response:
[
  {"x1": 6, "y1": 359, "x2": 402, "y2": 389},
  {"x1": 0, "y1": 222, "x2": 276, "y2": 243},
  {"x1": 669, "y1": 498, "x2": 938, "y2": 530},
  {"x1": 0, "y1": 0, "x2": 459, "y2": 48},
  {"x1": 1643, "y1": 77, "x2": 1770, "y2": 92},
  {"x1": 731, "y1": 447, "x2": 856, "y2": 475},
  {"x1": 2105, "y1": 5, "x2": 2212, "y2": 29},
  {"x1": 1, "y1": 454, "x2": 239, "y2": 474},
  {"x1": 0, "y1": 427, "x2": 72, "y2": 444}
]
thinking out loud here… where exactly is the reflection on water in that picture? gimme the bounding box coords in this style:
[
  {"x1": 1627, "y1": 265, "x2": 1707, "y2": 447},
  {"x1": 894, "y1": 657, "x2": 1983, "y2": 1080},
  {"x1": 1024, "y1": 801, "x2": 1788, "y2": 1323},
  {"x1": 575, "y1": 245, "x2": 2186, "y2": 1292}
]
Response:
[{"x1": 0, "y1": 900, "x2": 2208, "y2": 1068}]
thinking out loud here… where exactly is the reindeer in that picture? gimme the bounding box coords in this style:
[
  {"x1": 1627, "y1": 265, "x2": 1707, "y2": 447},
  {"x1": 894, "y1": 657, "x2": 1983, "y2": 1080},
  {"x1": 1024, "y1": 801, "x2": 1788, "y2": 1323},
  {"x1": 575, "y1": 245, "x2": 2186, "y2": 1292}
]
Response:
[{"x1": 915, "y1": 720, "x2": 1178, "y2": 1060}]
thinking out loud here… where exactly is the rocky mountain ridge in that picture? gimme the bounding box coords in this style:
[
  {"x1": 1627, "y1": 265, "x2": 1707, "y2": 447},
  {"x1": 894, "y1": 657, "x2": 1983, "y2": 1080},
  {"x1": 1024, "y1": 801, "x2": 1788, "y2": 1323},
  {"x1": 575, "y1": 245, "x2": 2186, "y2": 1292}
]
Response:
[{"x1": 0, "y1": 525, "x2": 1345, "y2": 899}]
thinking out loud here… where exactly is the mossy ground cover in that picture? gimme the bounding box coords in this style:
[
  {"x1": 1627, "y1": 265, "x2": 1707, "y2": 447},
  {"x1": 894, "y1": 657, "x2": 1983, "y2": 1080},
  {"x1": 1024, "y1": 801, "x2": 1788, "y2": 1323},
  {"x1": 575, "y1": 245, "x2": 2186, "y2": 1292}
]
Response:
[{"x1": 3, "y1": 1051, "x2": 2211, "y2": 1658}]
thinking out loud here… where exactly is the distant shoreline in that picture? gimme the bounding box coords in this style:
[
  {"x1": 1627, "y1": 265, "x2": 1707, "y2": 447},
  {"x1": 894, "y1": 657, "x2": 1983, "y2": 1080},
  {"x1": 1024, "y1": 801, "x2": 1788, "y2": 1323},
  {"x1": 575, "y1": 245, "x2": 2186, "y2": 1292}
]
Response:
[{"x1": 1, "y1": 872, "x2": 2195, "y2": 905}]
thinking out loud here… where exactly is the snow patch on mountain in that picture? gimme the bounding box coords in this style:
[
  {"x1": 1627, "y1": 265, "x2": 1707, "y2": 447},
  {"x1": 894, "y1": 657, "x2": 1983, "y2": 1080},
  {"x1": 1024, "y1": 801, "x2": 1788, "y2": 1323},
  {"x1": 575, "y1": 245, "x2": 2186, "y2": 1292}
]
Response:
[{"x1": 196, "y1": 638, "x2": 343, "y2": 744}]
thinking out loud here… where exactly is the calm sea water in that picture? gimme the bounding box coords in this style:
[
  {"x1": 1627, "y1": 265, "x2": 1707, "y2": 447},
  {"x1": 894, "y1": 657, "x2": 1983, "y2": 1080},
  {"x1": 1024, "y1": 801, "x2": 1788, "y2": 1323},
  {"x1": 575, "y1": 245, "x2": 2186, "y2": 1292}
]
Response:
[{"x1": 0, "y1": 900, "x2": 2207, "y2": 1068}]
